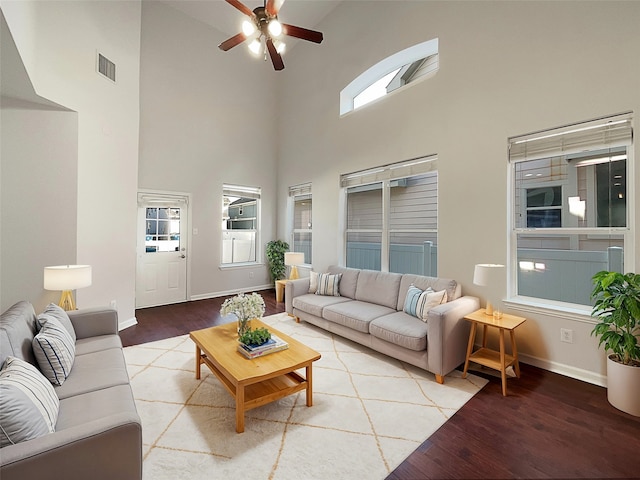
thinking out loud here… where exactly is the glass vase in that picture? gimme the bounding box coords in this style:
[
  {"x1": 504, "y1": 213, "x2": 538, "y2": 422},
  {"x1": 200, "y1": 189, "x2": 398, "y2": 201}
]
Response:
[{"x1": 238, "y1": 318, "x2": 251, "y2": 338}]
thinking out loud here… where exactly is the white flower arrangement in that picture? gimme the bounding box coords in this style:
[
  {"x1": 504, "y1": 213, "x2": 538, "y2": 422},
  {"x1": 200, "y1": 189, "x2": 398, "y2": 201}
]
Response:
[{"x1": 220, "y1": 292, "x2": 266, "y2": 335}]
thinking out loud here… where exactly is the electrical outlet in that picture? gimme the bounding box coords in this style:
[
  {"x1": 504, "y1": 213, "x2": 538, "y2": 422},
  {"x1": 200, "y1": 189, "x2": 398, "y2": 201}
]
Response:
[
  {"x1": 110, "y1": 300, "x2": 117, "y2": 309},
  {"x1": 560, "y1": 328, "x2": 573, "y2": 344},
  {"x1": 249, "y1": 271, "x2": 254, "y2": 279}
]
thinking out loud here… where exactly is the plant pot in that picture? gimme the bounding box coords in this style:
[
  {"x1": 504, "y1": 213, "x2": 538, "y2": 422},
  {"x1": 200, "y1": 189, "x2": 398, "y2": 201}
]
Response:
[{"x1": 607, "y1": 354, "x2": 640, "y2": 417}]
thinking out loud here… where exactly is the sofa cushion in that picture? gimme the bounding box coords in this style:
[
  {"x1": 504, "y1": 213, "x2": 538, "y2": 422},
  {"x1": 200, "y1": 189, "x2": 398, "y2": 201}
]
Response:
[
  {"x1": 0, "y1": 301, "x2": 39, "y2": 368},
  {"x1": 328, "y1": 266, "x2": 360, "y2": 299},
  {"x1": 323, "y1": 300, "x2": 396, "y2": 333},
  {"x1": 54, "y1": 347, "x2": 130, "y2": 400},
  {"x1": 370, "y1": 311, "x2": 428, "y2": 351},
  {"x1": 397, "y1": 275, "x2": 460, "y2": 311},
  {"x1": 33, "y1": 316, "x2": 76, "y2": 386},
  {"x1": 37, "y1": 303, "x2": 76, "y2": 343},
  {"x1": 0, "y1": 356, "x2": 59, "y2": 447},
  {"x1": 292, "y1": 294, "x2": 351, "y2": 318},
  {"x1": 316, "y1": 273, "x2": 342, "y2": 296},
  {"x1": 355, "y1": 269, "x2": 402, "y2": 309},
  {"x1": 75, "y1": 334, "x2": 123, "y2": 356}
]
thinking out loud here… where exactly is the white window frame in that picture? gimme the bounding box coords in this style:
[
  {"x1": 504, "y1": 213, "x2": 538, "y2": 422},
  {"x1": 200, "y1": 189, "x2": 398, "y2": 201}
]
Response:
[
  {"x1": 288, "y1": 183, "x2": 312, "y2": 266},
  {"x1": 506, "y1": 112, "x2": 635, "y2": 316},
  {"x1": 341, "y1": 155, "x2": 438, "y2": 274},
  {"x1": 221, "y1": 184, "x2": 261, "y2": 267},
  {"x1": 340, "y1": 38, "x2": 439, "y2": 116}
]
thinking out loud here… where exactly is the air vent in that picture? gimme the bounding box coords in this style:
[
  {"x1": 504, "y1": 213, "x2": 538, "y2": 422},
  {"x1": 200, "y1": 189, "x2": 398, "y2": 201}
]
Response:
[{"x1": 97, "y1": 53, "x2": 116, "y2": 82}]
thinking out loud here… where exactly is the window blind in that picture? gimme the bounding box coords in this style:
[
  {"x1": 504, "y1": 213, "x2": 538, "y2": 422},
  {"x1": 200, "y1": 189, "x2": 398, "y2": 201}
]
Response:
[
  {"x1": 341, "y1": 155, "x2": 438, "y2": 188},
  {"x1": 509, "y1": 112, "x2": 633, "y2": 163},
  {"x1": 223, "y1": 184, "x2": 261, "y2": 199},
  {"x1": 288, "y1": 183, "x2": 312, "y2": 198}
]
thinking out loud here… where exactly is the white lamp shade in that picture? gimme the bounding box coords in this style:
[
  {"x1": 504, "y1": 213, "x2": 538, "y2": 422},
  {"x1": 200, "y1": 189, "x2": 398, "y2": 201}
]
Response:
[
  {"x1": 473, "y1": 263, "x2": 504, "y2": 286},
  {"x1": 44, "y1": 265, "x2": 92, "y2": 291},
  {"x1": 284, "y1": 252, "x2": 305, "y2": 266}
]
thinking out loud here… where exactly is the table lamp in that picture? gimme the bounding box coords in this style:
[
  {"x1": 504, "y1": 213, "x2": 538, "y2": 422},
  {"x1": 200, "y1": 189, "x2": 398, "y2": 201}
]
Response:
[
  {"x1": 44, "y1": 265, "x2": 92, "y2": 311},
  {"x1": 284, "y1": 252, "x2": 304, "y2": 280},
  {"x1": 473, "y1": 263, "x2": 504, "y2": 316}
]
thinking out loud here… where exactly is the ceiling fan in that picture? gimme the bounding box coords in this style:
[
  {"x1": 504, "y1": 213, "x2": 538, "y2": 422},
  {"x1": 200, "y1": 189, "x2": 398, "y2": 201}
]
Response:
[{"x1": 218, "y1": 0, "x2": 324, "y2": 71}]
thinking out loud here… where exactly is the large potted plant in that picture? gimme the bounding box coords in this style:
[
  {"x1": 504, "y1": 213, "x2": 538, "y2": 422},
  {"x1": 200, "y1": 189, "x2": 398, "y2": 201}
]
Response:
[
  {"x1": 591, "y1": 271, "x2": 640, "y2": 416},
  {"x1": 266, "y1": 239, "x2": 289, "y2": 282}
]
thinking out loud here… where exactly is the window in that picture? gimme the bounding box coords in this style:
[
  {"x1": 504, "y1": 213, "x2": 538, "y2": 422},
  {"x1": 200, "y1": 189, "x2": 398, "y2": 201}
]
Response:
[
  {"x1": 145, "y1": 207, "x2": 181, "y2": 253},
  {"x1": 342, "y1": 156, "x2": 438, "y2": 275},
  {"x1": 221, "y1": 184, "x2": 261, "y2": 265},
  {"x1": 340, "y1": 38, "x2": 439, "y2": 115},
  {"x1": 289, "y1": 183, "x2": 312, "y2": 265},
  {"x1": 509, "y1": 112, "x2": 634, "y2": 308}
]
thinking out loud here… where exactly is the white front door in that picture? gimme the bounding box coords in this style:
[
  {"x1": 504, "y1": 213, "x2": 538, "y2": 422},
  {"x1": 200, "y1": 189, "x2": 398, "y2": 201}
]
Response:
[{"x1": 136, "y1": 193, "x2": 189, "y2": 308}]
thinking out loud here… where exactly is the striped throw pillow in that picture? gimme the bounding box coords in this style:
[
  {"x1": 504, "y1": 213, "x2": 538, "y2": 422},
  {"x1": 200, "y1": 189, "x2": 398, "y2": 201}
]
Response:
[
  {"x1": 0, "y1": 356, "x2": 59, "y2": 447},
  {"x1": 403, "y1": 285, "x2": 428, "y2": 317},
  {"x1": 403, "y1": 285, "x2": 448, "y2": 321},
  {"x1": 316, "y1": 273, "x2": 342, "y2": 296},
  {"x1": 33, "y1": 316, "x2": 76, "y2": 386}
]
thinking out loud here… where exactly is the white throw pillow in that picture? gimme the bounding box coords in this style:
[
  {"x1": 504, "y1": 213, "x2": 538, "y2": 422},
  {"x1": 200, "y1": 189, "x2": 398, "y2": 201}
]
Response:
[
  {"x1": 416, "y1": 289, "x2": 448, "y2": 322},
  {"x1": 308, "y1": 271, "x2": 319, "y2": 294},
  {"x1": 0, "y1": 356, "x2": 59, "y2": 447},
  {"x1": 37, "y1": 303, "x2": 76, "y2": 343},
  {"x1": 33, "y1": 316, "x2": 76, "y2": 386}
]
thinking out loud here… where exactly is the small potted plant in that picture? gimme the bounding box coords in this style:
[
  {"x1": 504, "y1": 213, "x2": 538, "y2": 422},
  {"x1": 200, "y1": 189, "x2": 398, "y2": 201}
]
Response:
[
  {"x1": 591, "y1": 271, "x2": 640, "y2": 416},
  {"x1": 220, "y1": 292, "x2": 265, "y2": 338},
  {"x1": 266, "y1": 240, "x2": 289, "y2": 283}
]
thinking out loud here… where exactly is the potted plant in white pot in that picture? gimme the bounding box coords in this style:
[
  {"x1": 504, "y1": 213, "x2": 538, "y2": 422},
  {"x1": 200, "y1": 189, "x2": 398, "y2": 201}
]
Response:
[{"x1": 591, "y1": 271, "x2": 640, "y2": 416}]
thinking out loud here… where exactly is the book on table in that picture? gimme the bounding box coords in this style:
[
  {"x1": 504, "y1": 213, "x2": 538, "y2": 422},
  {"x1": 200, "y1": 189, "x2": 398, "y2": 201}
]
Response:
[{"x1": 238, "y1": 334, "x2": 289, "y2": 359}]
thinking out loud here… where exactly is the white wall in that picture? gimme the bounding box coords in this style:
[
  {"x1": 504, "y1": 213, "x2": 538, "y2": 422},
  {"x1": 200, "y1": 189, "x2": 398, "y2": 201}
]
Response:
[
  {"x1": 1, "y1": 1, "x2": 141, "y2": 325},
  {"x1": 0, "y1": 98, "x2": 78, "y2": 311},
  {"x1": 276, "y1": 1, "x2": 640, "y2": 384},
  {"x1": 138, "y1": 1, "x2": 278, "y2": 298}
]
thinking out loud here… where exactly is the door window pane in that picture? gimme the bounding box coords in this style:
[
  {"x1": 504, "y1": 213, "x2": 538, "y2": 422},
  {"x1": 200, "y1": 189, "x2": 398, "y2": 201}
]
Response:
[{"x1": 145, "y1": 207, "x2": 180, "y2": 252}]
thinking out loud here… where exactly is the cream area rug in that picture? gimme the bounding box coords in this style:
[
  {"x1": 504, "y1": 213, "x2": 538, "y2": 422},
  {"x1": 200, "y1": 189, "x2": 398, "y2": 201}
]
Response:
[{"x1": 124, "y1": 313, "x2": 488, "y2": 480}]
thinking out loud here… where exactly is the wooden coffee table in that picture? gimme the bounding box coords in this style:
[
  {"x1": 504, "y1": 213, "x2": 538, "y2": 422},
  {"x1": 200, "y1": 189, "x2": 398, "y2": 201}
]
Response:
[{"x1": 190, "y1": 318, "x2": 321, "y2": 433}]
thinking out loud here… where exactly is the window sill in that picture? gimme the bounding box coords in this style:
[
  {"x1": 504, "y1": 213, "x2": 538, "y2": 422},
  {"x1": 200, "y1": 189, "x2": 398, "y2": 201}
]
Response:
[
  {"x1": 219, "y1": 262, "x2": 264, "y2": 270},
  {"x1": 504, "y1": 296, "x2": 596, "y2": 325}
]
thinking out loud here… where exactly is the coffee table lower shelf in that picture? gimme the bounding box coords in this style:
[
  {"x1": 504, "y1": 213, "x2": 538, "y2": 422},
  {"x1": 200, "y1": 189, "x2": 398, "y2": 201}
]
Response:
[{"x1": 202, "y1": 355, "x2": 309, "y2": 410}]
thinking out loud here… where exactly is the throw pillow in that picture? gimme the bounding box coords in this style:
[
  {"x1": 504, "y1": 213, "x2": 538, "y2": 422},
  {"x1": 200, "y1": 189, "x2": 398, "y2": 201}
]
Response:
[
  {"x1": 37, "y1": 303, "x2": 76, "y2": 343},
  {"x1": 308, "y1": 271, "x2": 319, "y2": 294},
  {"x1": 316, "y1": 273, "x2": 342, "y2": 296},
  {"x1": 403, "y1": 285, "x2": 431, "y2": 317},
  {"x1": 33, "y1": 316, "x2": 76, "y2": 386},
  {"x1": 0, "y1": 356, "x2": 59, "y2": 447},
  {"x1": 415, "y1": 289, "x2": 448, "y2": 322}
]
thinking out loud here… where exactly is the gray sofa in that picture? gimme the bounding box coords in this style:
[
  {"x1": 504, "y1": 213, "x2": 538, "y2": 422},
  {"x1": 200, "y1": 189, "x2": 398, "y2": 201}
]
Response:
[
  {"x1": 285, "y1": 266, "x2": 479, "y2": 383},
  {"x1": 0, "y1": 301, "x2": 142, "y2": 480}
]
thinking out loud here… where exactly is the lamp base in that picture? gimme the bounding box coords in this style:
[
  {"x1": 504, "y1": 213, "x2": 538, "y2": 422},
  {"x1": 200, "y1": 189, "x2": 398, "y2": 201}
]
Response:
[
  {"x1": 288, "y1": 265, "x2": 299, "y2": 280},
  {"x1": 58, "y1": 290, "x2": 77, "y2": 311}
]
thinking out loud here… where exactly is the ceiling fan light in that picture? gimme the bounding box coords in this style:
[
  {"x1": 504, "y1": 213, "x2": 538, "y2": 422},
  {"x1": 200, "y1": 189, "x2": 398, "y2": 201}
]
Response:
[
  {"x1": 242, "y1": 19, "x2": 256, "y2": 36},
  {"x1": 268, "y1": 19, "x2": 283, "y2": 37},
  {"x1": 248, "y1": 38, "x2": 262, "y2": 55},
  {"x1": 275, "y1": 40, "x2": 286, "y2": 54}
]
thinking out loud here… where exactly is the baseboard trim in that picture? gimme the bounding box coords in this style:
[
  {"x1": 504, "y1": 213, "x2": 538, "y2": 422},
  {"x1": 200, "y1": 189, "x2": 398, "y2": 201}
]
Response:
[
  {"x1": 118, "y1": 316, "x2": 138, "y2": 331},
  {"x1": 190, "y1": 284, "x2": 273, "y2": 302},
  {"x1": 518, "y1": 352, "x2": 607, "y2": 387}
]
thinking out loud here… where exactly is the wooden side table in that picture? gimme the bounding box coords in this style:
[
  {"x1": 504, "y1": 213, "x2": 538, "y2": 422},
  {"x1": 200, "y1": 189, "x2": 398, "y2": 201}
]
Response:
[
  {"x1": 461, "y1": 309, "x2": 526, "y2": 396},
  {"x1": 275, "y1": 279, "x2": 288, "y2": 303}
]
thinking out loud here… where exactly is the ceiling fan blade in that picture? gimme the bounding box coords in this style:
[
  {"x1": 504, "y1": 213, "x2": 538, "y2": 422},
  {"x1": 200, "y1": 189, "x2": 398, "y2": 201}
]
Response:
[
  {"x1": 218, "y1": 32, "x2": 248, "y2": 51},
  {"x1": 225, "y1": 0, "x2": 255, "y2": 18},
  {"x1": 265, "y1": 0, "x2": 285, "y2": 17},
  {"x1": 282, "y1": 23, "x2": 324, "y2": 44},
  {"x1": 266, "y1": 38, "x2": 285, "y2": 71}
]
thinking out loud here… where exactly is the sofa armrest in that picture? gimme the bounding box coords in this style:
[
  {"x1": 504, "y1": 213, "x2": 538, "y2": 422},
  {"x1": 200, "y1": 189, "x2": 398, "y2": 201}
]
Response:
[
  {"x1": 425, "y1": 295, "x2": 480, "y2": 377},
  {"x1": 67, "y1": 307, "x2": 118, "y2": 339},
  {"x1": 285, "y1": 278, "x2": 311, "y2": 315},
  {"x1": 0, "y1": 412, "x2": 142, "y2": 480}
]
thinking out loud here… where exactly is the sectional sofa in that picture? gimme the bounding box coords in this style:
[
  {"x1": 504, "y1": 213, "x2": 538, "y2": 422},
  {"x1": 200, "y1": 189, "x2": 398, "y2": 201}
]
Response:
[
  {"x1": 285, "y1": 266, "x2": 479, "y2": 383},
  {"x1": 0, "y1": 301, "x2": 142, "y2": 480}
]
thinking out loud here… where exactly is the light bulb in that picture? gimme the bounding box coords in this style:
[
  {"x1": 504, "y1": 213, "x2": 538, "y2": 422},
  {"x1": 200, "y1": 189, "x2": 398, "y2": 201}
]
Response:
[
  {"x1": 275, "y1": 40, "x2": 286, "y2": 54},
  {"x1": 242, "y1": 20, "x2": 256, "y2": 36},
  {"x1": 268, "y1": 19, "x2": 282, "y2": 37},
  {"x1": 248, "y1": 38, "x2": 262, "y2": 55}
]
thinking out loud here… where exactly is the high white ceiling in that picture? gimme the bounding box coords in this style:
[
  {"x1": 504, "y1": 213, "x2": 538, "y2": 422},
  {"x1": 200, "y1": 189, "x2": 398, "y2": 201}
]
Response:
[{"x1": 161, "y1": 0, "x2": 341, "y2": 38}]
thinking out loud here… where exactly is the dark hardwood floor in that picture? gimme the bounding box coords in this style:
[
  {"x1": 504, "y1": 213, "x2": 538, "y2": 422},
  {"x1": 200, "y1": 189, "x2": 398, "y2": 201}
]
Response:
[{"x1": 120, "y1": 289, "x2": 640, "y2": 479}]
